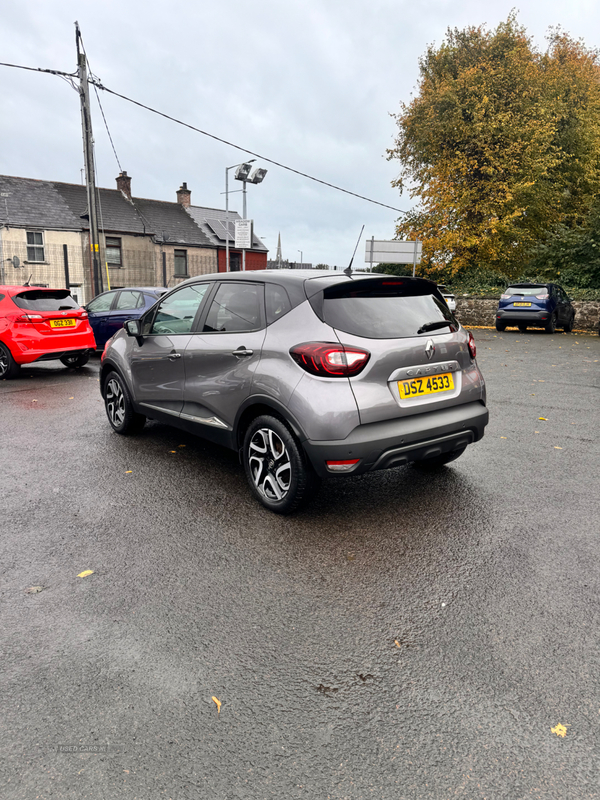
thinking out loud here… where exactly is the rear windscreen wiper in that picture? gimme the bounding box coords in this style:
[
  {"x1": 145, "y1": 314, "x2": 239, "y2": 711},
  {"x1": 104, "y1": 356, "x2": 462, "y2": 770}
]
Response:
[{"x1": 417, "y1": 320, "x2": 453, "y2": 335}]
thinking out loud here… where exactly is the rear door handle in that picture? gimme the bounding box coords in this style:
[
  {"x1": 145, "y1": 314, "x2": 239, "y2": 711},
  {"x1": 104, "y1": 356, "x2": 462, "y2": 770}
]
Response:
[
  {"x1": 232, "y1": 347, "x2": 254, "y2": 357},
  {"x1": 168, "y1": 351, "x2": 182, "y2": 361}
]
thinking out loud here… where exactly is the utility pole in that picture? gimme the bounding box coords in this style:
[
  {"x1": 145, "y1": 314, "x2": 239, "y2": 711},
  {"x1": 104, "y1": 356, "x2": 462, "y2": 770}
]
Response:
[{"x1": 76, "y1": 22, "x2": 102, "y2": 297}]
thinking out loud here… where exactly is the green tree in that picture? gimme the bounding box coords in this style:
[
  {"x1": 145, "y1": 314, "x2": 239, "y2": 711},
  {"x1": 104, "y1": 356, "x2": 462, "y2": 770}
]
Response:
[{"x1": 388, "y1": 14, "x2": 600, "y2": 281}]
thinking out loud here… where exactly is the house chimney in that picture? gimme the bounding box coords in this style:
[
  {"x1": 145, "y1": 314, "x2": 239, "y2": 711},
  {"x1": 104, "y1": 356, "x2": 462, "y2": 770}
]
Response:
[
  {"x1": 176, "y1": 182, "x2": 191, "y2": 207},
  {"x1": 116, "y1": 171, "x2": 132, "y2": 200}
]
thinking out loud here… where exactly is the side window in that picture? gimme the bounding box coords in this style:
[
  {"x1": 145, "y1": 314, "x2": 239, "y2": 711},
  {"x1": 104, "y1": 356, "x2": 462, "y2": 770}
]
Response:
[
  {"x1": 203, "y1": 283, "x2": 264, "y2": 333},
  {"x1": 87, "y1": 293, "x2": 115, "y2": 312},
  {"x1": 265, "y1": 284, "x2": 292, "y2": 325},
  {"x1": 116, "y1": 290, "x2": 143, "y2": 310},
  {"x1": 148, "y1": 284, "x2": 208, "y2": 335}
]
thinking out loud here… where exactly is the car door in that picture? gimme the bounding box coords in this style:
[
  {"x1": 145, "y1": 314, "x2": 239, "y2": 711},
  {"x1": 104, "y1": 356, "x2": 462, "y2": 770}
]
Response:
[
  {"x1": 130, "y1": 283, "x2": 210, "y2": 418},
  {"x1": 105, "y1": 290, "x2": 144, "y2": 340},
  {"x1": 86, "y1": 291, "x2": 117, "y2": 347},
  {"x1": 182, "y1": 281, "x2": 267, "y2": 431}
]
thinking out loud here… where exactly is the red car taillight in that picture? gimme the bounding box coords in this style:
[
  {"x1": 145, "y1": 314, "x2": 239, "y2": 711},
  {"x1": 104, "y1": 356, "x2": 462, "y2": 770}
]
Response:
[
  {"x1": 15, "y1": 314, "x2": 43, "y2": 323},
  {"x1": 535, "y1": 293, "x2": 549, "y2": 300},
  {"x1": 290, "y1": 342, "x2": 370, "y2": 377},
  {"x1": 467, "y1": 330, "x2": 476, "y2": 359}
]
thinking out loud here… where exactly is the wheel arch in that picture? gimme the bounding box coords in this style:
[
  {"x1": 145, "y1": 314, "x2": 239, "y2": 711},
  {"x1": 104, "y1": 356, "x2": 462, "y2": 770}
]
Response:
[{"x1": 234, "y1": 395, "x2": 308, "y2": 452}]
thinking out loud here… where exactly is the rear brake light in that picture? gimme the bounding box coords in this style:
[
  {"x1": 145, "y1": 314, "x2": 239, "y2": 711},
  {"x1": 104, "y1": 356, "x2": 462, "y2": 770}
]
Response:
[
  {"x1": 15, "y1": 314, "x2": 43, "y2": 323},
  {"x1": 326, "y1": 459, "x2": 360, "y2": 472},
  {"x1": 467, "y1": 330, "x2": 476, "y2": 359},
  {"x1": 501, "y1": 294, "x2": 510, "y2": 299},
  {"x1": 79, "y1": 310, "x2": 88, "y2": 318},
  {"x1": 535, "y1": 293, "x2": 549, "y2": 299},
  {"x1": 290, "y1": 343, "x2": 370, "y2": 377}
]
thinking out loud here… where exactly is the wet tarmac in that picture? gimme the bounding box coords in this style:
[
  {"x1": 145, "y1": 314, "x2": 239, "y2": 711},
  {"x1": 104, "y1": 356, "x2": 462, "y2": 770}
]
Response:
[{"x1": 1, "y1": 328, "x2": 599, "y2": 799}]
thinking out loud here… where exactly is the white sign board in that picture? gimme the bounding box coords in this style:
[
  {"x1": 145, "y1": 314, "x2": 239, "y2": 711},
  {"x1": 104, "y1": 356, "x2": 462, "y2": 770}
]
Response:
[
  {"x1": 364, "y1": 239, "x2": 422, "y2": 264},
  {"x1": 235, "y1": 219, "x2": 253, "y2": 249}
]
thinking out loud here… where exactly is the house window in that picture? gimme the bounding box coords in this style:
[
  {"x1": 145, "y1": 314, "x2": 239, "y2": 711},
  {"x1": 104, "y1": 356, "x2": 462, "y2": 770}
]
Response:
[
  {"x1": 105, "y1": 236, "x2": 122, "y2": 266},
  {"x1": 26, "y1": 231, "x2": 45, "y2": 262},
  {"x1": 174, "y1": 249, "x2": 188, "y2": 277}
]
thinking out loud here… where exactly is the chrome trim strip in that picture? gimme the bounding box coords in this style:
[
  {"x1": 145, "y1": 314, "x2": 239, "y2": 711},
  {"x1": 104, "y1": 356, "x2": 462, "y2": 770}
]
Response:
[
  {"x1": 140, "y1": 403, "x2": 180, "y2": 418},
  {"x1": 179, "y1": 412, "x2": 230, "y2": 430},
  {"x1": 389, "y1": 360, "x2": 460, "y2": 382}
]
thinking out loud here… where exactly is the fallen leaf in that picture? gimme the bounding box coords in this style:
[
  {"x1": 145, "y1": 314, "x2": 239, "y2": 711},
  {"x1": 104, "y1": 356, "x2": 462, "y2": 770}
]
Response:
[
  {"x1": 25, "y1": 586, "x2": 45, "y2": 594},
  {"x1": 178, "y1": 444, "x2": 186, "y2": 448},
  {"x1": 32, "y1": 399, "x2": 37, "y2": 403},
  {"x1": 77, "y1": 570, "x2": 94, "y2": 578},
  {"x1": 394, "y1": 640, "x2": 401, "y2": 648},
  {"x1": 169, "y1": 450, "x2": 176, "y2": 454},
  {"x1": 125, "y1": 470, "x2": 132, "y2": 474},
  {"x1": 554, "y1": 446, "x2": 563, "y2": 450},
  {"x1": 212, "y1": 696, "x2": 221, "y2": 714},
  {"x1": 539, "y1": 417, "x2": 548, "y2": 421},
  {"x1": 69, "y1": 396, "x2": 74, "y2": 400},
  {"x1": 551, "y1": 723, "x2": 568, "y2": 738},
  {"x1": 500, "y1": 436, "x2": 507, "y2": 439}
]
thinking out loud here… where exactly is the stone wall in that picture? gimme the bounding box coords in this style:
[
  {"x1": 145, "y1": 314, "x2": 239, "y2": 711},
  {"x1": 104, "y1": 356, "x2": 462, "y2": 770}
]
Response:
[{"x1": 454, "y1": 297, "x2": 599, "y2": 332}]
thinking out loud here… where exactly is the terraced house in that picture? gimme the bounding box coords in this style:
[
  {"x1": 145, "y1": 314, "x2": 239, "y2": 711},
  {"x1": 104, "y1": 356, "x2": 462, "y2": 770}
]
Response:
[{"x1": 0, "y1": 173, "x2": 268, "y2": 305}]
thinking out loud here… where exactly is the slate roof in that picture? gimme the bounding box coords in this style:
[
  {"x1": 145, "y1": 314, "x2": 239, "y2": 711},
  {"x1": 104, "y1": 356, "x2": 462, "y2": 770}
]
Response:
[
  {"x1": 187, "y1": 205, "x2": 268, "y2": 252},
  {"x1": 0, "y1": 175, "x2": 214, "y2": 247}
]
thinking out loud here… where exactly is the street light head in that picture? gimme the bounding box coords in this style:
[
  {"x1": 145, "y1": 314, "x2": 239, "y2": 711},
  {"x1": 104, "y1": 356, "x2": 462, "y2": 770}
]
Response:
[
  {"x1": 234, "y1": 162, "x2": 255, "y2": 181},
  {"x1": 248, "y1": 167, "x2": 268, "y2": 184}
]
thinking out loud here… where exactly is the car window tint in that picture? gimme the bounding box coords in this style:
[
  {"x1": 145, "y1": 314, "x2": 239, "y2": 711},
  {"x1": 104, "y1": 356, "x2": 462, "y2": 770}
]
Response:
[
  {"x1": 320, "y1": 278, "x2": 456, "y2": 339},
  {"x1": 265, "y1": 284, "x2": 292, "y2": 325},
  {"x1": 87, "y1": 293, "x2": 115, "y2": 312},
  {"x1": 506, "y1": 286, "x2": 546, "y2": 296},
  {"x1": 116, "y1": 290, "x2": 143, "y2": 310},
  {"x1": 149, "y1": 284, "x2": 208, "y2": 335},
  {"x1": 13, "y1": 290, "x2": 79, "y2": 311},
  {"x1": 203, "y1": 283, "x2": 263, "y2": 333}
]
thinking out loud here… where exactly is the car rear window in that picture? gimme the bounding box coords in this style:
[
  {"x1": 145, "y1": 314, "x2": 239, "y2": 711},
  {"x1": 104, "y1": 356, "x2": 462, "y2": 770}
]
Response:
[
  {"x1": 12, "y1": 290, "x2": 79, "y2": 311},
  {"x1": 506, "y1": 286, "x2": 546, "y2": 296},
  {"x1": 320, "y1": 278, "x2": 456, "y2": 339}
]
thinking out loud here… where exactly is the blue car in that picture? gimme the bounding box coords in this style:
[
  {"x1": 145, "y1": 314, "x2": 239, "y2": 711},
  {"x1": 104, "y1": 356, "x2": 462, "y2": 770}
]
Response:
[
  {"x1": 495, "y1": 283, "x2": 575, "y2": 334},
  {"x1": 85, "y1": 287, "x2": 167, "y2": 349}
]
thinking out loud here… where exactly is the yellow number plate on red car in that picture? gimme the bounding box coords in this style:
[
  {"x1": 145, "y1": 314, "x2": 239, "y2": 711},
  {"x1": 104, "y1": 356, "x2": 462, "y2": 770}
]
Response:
[
  {"x1": 513, "y1": 302, "x2": 531, "y2": 307},
  {"x1": 49, "y1": 318, "x2": 76, "y2": 328},
  {"x1": 399, "y1": 372, "x2": 454, "y2": 399}
]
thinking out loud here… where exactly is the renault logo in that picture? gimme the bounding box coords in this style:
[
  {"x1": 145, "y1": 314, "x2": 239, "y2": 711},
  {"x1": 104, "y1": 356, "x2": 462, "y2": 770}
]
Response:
[{"x1": 425, "y1": 339, "x2": 435, "y2": 360}]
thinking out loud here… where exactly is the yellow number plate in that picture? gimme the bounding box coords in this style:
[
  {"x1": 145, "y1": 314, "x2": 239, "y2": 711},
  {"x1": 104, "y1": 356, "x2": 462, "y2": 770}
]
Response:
[
  {"x1": 49, "y1": 318, "x2": 76, "y2": 328},
  {"x1": 399, "y1": 372, "x2": 454, "y2": 399},
  {"x1": 513, "y1": 302, "x2": 531, "y2": 307}
]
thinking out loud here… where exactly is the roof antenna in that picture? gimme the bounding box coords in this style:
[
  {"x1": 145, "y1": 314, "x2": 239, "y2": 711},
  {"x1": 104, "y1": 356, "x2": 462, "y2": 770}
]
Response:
[
  {"x1": 23, "y1": 273, "x2": 32, "y2": 286},
  {"x1": 344, "y1": 224, "x2": 364, "y2": 276}
]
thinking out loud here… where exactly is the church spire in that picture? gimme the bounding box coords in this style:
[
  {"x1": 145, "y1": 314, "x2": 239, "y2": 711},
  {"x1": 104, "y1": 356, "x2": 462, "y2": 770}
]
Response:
[{"x1": 276, "y1": 232, "x2": 282, "y2": 268}]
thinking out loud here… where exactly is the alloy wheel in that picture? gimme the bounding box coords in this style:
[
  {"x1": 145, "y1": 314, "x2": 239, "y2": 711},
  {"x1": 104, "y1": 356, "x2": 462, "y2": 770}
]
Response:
[
  {"x1": 248, "y1": 427, "x2": 292, "y2": 502},
  {"x1": 105, "y1": 378, "x2": 125, "y2": 427}
]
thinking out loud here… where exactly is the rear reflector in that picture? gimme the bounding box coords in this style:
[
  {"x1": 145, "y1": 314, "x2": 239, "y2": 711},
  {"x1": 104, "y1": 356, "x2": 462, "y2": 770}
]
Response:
[{"x1": 326, "y1": 459, "x2": 360, "y2": 472}]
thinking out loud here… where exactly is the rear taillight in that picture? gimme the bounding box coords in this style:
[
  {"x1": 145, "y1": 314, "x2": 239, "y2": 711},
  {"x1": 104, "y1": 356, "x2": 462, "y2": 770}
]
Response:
[
  {"x1": 79, "y1": 310, "x2": 88, "y2": 318},
  {"x1": 535, "y1": 293, "x2": 549, "y2": 299},
  {"x1": 290, "y1": 342, "x2": 370, "y2": 377},
  {"x1": 467, "y1": 330, "x2": 476, "y2": 359},
  {"x1": 15, "y1": 314, "x2": 43, "y2": 323},
  {"x1": 500, "y1": 294, "x2": 511, "y2": 299}
]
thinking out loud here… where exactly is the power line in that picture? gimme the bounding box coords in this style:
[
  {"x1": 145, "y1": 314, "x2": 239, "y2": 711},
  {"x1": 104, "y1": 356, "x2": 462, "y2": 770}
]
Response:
[
  {"x1": 0, "y1": 59, "x2": 407, "y2": 214},
  {"x1": 89, "y1": 78, "x2": 407, "y2": 214}
]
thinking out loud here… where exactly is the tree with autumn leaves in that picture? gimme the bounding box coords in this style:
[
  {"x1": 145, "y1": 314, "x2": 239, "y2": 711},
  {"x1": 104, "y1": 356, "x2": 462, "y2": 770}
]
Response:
[{"x1": 388, "y1": 14, "x2": 600, "y2": 284}]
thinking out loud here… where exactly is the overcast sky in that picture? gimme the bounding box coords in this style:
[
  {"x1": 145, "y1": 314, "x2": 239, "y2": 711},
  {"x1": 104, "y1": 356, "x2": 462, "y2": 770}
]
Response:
[{"x1": 1, "y1": 0, "x2": 599, "y2": 267}]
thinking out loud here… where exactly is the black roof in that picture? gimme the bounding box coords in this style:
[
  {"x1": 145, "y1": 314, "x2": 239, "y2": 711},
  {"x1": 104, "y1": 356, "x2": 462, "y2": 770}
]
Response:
[{"x1": 0, "y1": 175, "x2": 213, "y2": 246}]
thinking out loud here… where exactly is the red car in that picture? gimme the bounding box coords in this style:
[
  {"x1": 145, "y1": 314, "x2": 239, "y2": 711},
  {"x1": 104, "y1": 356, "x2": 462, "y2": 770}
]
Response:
[{"x1": 0, "y1": 286, "x2": 96, "y2": 379}]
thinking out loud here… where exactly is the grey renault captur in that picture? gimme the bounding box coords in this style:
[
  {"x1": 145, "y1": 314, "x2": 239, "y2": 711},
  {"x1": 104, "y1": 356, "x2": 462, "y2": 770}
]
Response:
[{"x1": 100, "y1": 270, "x2": 488, "y2": 513}]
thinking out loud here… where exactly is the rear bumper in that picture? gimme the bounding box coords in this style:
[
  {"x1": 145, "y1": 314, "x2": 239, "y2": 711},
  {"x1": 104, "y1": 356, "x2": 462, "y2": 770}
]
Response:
[
  {"x1": 303, "y1": 401, "x2": 489, "y2": 477},
  {"x1": 15, "y1": 346, "x2": 96, "y2": 365},
  {"x1": 496, "y1": 309, "x2": 550, "y2": 325}
]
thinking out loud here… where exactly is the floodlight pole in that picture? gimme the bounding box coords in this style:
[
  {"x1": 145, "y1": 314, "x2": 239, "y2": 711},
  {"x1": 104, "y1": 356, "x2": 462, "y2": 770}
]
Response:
[
  {"x1": 298, "y1": 250, "x2": 303, "y2": 269},
  {"x1": 242, "y1": 179, "x2": 247, "y2": 272}
]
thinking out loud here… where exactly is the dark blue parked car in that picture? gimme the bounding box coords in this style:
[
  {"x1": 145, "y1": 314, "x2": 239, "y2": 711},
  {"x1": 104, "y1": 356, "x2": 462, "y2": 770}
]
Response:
[
  {"x1": 495, "y1": 283, "x2": 575, "y2": 334},
  {"x1": 86, "y1": 287, "x2": 167, "y2": 349}
]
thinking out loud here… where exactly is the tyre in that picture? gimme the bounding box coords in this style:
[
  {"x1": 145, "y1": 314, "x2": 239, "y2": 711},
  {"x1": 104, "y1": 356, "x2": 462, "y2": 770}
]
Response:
[
  {"x1": 413, "y1": 447, "x2": 466, "y2": 470},
  {"x1": 563, "y1": 314, "x2": 574, "y2": 333},
  {"x1": 0, "y1": 341, "x2": 20, "y2": 379},
  {"x1": 544, "y1": 313, "x2": 556, "y2": 334},
  {"x1": 60, "y1": 353, "x2": 90, "y2": 368},
  {"x1": 495, "y1": 321, "x2": 506, "y2": 332},
  {"x1": 243, "y1": 414, "x2": 320, "y2": 514},
  {"x1": 103, "y1": 371, "x2": 146, "y2": 435},
  {"x1": 518, "y1": 324, "x2": 527, "y2": 333}
]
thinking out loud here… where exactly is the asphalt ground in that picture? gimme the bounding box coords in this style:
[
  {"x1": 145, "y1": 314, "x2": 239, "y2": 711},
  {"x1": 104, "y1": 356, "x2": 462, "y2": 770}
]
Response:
[{"x1": 1, "y1": 328, "x2": 599, "y2": 799}]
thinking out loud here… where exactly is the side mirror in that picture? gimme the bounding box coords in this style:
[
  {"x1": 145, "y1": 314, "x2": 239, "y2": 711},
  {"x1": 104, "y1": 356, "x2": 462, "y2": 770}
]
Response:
[{"x1": 124, "y1": 319, "x2": 141, "y2": 337}]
